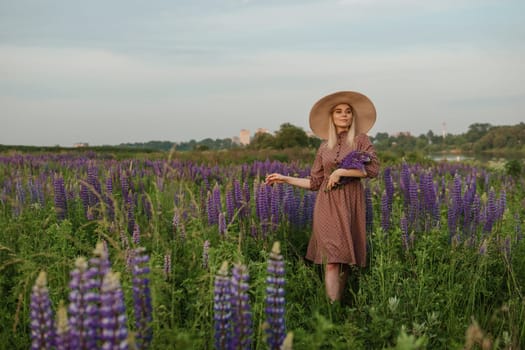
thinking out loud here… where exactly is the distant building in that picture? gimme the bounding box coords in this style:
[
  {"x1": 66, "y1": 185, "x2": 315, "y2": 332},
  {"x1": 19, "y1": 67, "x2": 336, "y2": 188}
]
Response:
[
  {"x1": 73, "y1": 142, "x2": 89, "y2": 148},
  {"x1": 239, "y1": 129, "x2": 250, "y2": 145},
  {"x1": 232, "y1": 136, "x2": 241, "y2": 145}
]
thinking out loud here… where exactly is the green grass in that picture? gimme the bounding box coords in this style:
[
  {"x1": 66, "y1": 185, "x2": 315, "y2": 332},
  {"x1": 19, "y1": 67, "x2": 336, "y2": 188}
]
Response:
[{"x1": 0, "y1": 151, "x2": 523, "y2": 349}]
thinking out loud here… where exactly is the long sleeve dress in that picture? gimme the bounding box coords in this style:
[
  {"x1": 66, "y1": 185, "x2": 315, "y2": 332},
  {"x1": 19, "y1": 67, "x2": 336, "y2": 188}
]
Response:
[{"x1": 305, "y1": 132, "x2": 380, "y2": 267}]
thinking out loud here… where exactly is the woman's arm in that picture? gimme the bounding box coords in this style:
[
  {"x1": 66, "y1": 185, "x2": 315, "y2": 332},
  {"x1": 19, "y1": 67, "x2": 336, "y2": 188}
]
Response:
[
  {"x1": 265, "y1": 173, "x2": 311, "y2": 189},
  {"x1": 326, "y1": 168, "x2": 366, "y2": 190}
]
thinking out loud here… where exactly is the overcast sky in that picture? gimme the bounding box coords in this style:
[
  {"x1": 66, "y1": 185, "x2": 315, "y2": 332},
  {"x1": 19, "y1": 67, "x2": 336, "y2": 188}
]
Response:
[{"x1": 1, "y1": 0, "x2": 524, "y2": 146}]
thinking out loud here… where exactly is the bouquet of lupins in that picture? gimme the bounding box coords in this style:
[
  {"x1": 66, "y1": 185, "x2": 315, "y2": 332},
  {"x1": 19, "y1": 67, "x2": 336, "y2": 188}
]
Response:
[{"x1": 328, "y1": 150, "x2": 371, "y2": 191}]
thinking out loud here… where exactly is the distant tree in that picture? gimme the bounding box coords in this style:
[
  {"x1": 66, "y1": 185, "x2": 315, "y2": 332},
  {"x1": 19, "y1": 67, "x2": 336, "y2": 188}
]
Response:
[
  {"x1": 249, "y1": 132, "x2": 276, "y2": 149},
  {"x1": 274, "y1": 123, "x2": 309, "y2": 149},
  {"x1": 465, "y1": 123, "x2": 493, "y2": 143},
  {"x1": 374, "y1": 132, "x2": 389, "y2": 143},
  {"x1": 308, "y1": 135, "x2": 322, "y2": 149},
  {"x1": 194, "y1": 144, "x2": 210, "y2": 151}
]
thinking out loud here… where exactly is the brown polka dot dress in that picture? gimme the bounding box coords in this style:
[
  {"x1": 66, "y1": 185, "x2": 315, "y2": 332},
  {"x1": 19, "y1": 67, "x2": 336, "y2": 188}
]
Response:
[{"x1": 305, "y1": 132, "x2": 380, "y2": 267}]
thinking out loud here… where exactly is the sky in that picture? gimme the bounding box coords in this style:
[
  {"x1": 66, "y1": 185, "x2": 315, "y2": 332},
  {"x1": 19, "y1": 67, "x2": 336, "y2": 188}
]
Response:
[{"x1": 1, "y1": 0, "x2": 524, "y2": 146}]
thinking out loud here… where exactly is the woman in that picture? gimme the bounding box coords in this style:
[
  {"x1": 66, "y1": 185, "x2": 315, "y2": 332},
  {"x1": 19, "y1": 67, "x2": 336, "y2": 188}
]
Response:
[{"x1": 265, "y1": 91, "x2": 379, "y2": 302}]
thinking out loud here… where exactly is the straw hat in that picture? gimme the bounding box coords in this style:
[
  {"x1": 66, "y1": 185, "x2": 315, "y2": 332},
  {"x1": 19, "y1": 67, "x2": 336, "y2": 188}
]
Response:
[{"x1": 309, "y1": 91, "x2": 376, "y2": 139}]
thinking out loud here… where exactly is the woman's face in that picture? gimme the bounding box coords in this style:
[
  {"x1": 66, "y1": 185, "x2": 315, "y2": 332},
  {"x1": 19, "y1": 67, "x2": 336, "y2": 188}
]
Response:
[{"x1": 332, "y1": 103, "x2": 353, "y2": 131}]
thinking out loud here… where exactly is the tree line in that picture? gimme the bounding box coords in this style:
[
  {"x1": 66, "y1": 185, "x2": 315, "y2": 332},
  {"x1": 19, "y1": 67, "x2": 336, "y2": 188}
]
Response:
[
  {"x1": 117, "y1": 122, "x2": 524, "y2": 154},
  {"x1": 3, "y1": 122, "x2": 522, "y2": 156}
]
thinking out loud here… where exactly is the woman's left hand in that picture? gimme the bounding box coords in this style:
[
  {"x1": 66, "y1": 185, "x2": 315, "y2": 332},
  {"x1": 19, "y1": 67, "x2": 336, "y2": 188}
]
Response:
[{"x1": 327, "y1": 169, "x2": 343, "y2": 190}]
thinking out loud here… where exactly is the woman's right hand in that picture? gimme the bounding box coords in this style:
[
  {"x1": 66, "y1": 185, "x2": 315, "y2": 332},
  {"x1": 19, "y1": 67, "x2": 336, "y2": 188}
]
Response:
[{"x1": 265, "y1": 173, "x2": 287, "y2": 185}]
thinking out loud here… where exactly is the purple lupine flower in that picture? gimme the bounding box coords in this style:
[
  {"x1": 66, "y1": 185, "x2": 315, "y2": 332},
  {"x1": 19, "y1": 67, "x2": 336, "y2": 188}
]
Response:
[
  {"x1": 448, "y1": 173, "x2": 463, "y2": 238},
  {"x1": 85, "y1": 241, "x2": 112, "y2": 346},
  {"x1": 202, "y1": 240, "x2": 211, "y2": 269},
  {"x1": 270, "y1": 184, "x2": 280, "y2": 230},
  {"x1": 164, "y1": 252, "x2": 172, "y2": 281},
  {"x1": 141, "y1": 193, "x2": 153, "y2": 221},
  {"x1": 213, "y1": 183, "x2": 223, "y2": 220},
  {"x1": 230, "y1": 264, "x2": 252, "y2": 350},
  {"x1": 68, "y1": 257, "x2": 97, "y2": 350},
  {"x1": 383, "y1": 167, "x2": 394, "y2": 210},
  {"x1": 120, "y1": 171, "x2": 129, "y2": 202},
  {"x1": 242, "y1": 181, "x2": 251, "y2": 219},
  {"x1": 16, "y1": 177, "x2": 25, "y2": 202},
  {"x1": 380, "y1": 191, "x2": 390, "y2": 232},
  {"x1": 53, "y1": 174, "x2": 68, "y2": 220},
  {"x1": 132, "y1": 247, "x2": 153, "y2": 348},
  {"x1": 471, "y1": 194, "x2": 481, "y2": 234},
  {"x1": 483, "y1": 188, "x2": 497, "y2": 233},
  {"x1": 173, "y1": 208, "x2": 186, "y2": 240},
  {"x1": 28, "y1": 176, "x2": 38, "y2": 204},
  {"x1": 105, "y1": 174, "x2": 113, "y2": 195},
  {"x1": 30, "y1": 271, "x2": 56, "y2": 350},
  {"x1": 100, "y1": 271, "x2": 128, "y2": 350},
  {"x1": 497, "y1": 189, "x2": 506, "y2": 221},
  {"x1": 423, "y1": 171, "x2": 439, "y2": 229},
  {"x1": 87, "y1": 162, "x2": 102, "y2": 209},
  {"x1": 452, "y1": 173, "x2": 463, "y2": 212},
  {"x1": 462, "y1": 181, "x2": 476, "y2": 235},
  {"x1": 226, "y1": 189, "x2": 235, "y2": 224},
  {"x1": 338, "y1": 150, "x2": 371, "y2": 173},
  {"x1": 407, "y1": 175, "x2": 419, "y2": 229},
  {"x1": 325, "y1": 150, "x2": 371, "y2": 190},
  {"x1": 257, "y1": 183, "x2": 271, "y2": 236},
  {"x1": 400, "y1": 162, "x2": 410, "y2": 199},
  {"x1": 30, "y1": 175, "x2": 45, "y2": 206},
  {"x1": 214, "y1": 261, "x2": 232, "y2": 350},
  {"x1": 79, "y1": 185, "x2": 93, "y2": 221},
  {"x1": 105, "y1": 176, "x2": 115, "y2": 221},
  {"x1": 207, "y1": 191, "x2": 218, "y2": 226},
  {"x1": 88, "y1": 242, "x2": 111, "y2": 280},
  {"x1": 233, "y1": 179, "x2": 243, "y2": 210},
  {"x1": 55, "y1": 301, "x2": 70, "y2": 350},
  {"x1": 265, "y1": 242, "x2": 286, "y2": 350},
  {"x1": 126, "y1": 194, "x2": 135, "y2": 234}
]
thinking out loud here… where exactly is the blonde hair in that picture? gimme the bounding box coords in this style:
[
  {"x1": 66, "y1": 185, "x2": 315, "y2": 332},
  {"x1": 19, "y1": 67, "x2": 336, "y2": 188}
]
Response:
[{"x1": 326, "y1": 104, "x2": 356, "y2": 149}]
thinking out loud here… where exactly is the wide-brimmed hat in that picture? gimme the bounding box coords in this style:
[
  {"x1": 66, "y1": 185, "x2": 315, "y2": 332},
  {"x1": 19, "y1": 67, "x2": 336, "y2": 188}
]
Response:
[{"x1": 309, "y1": 91, "x2": 376, "y2": 139}]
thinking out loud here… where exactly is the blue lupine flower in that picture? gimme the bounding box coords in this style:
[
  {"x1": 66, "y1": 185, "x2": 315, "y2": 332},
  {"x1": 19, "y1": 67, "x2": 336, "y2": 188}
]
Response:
[
  {"x1": 55, "y1": 301, "x2": 70, "y2": 350},
  {"x1": 100, "y1": 271, "x2": 128, "y2": 350},
  {"x1": 230, "y1": 264, "x2": 252, "y2": 349},
  {"x1": 214, "y1": 261, "x2": 232, "y2": 350},
  {"x1": 131, "y1": 247, "x2": 153, "y2": 348},
  {"x1": 68, "y1": 257, "x2": 97, "y2": 349},
  {"x1": 30, "y1": 271, "x2": 56, "y2": 350},
  {"x1": 53, "y1": 174, "x2": 68, "y2": 220},
  {"x1": 265, "y1": 242, "x2": 286, "y2": 350}
]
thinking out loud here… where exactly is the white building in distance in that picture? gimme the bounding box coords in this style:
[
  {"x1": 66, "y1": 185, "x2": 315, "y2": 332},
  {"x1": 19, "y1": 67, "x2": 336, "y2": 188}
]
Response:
[{"x1": 239, "y1": 129, "x2": 250, "y2": 145}]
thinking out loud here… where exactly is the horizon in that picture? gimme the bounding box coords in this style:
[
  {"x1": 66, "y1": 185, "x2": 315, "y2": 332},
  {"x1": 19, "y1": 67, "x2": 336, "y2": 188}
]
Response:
[
  {"x1": 2, "y1": 0, "x2": 524, "y2": 147},
  {"x1": 3, "y1": 120, "x2": 521, "y2": 148}
]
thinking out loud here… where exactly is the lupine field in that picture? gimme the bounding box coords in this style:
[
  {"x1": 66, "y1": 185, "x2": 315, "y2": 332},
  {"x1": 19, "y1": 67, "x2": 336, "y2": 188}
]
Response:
[{"x1": 0, "y1": 150, "x2": 524, "y2": 349}]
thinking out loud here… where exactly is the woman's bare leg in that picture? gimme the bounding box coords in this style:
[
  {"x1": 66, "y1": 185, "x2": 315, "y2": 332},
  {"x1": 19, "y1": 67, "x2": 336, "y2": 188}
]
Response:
[{"x1": 325, "y1": 263, "x2": 349, "y2": 302}]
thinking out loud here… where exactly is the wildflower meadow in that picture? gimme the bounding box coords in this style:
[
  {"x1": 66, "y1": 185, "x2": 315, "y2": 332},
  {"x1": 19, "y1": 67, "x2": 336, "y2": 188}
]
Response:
[{"x1": 0, "y1": 150, "x2": 524, "y2": 349}]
